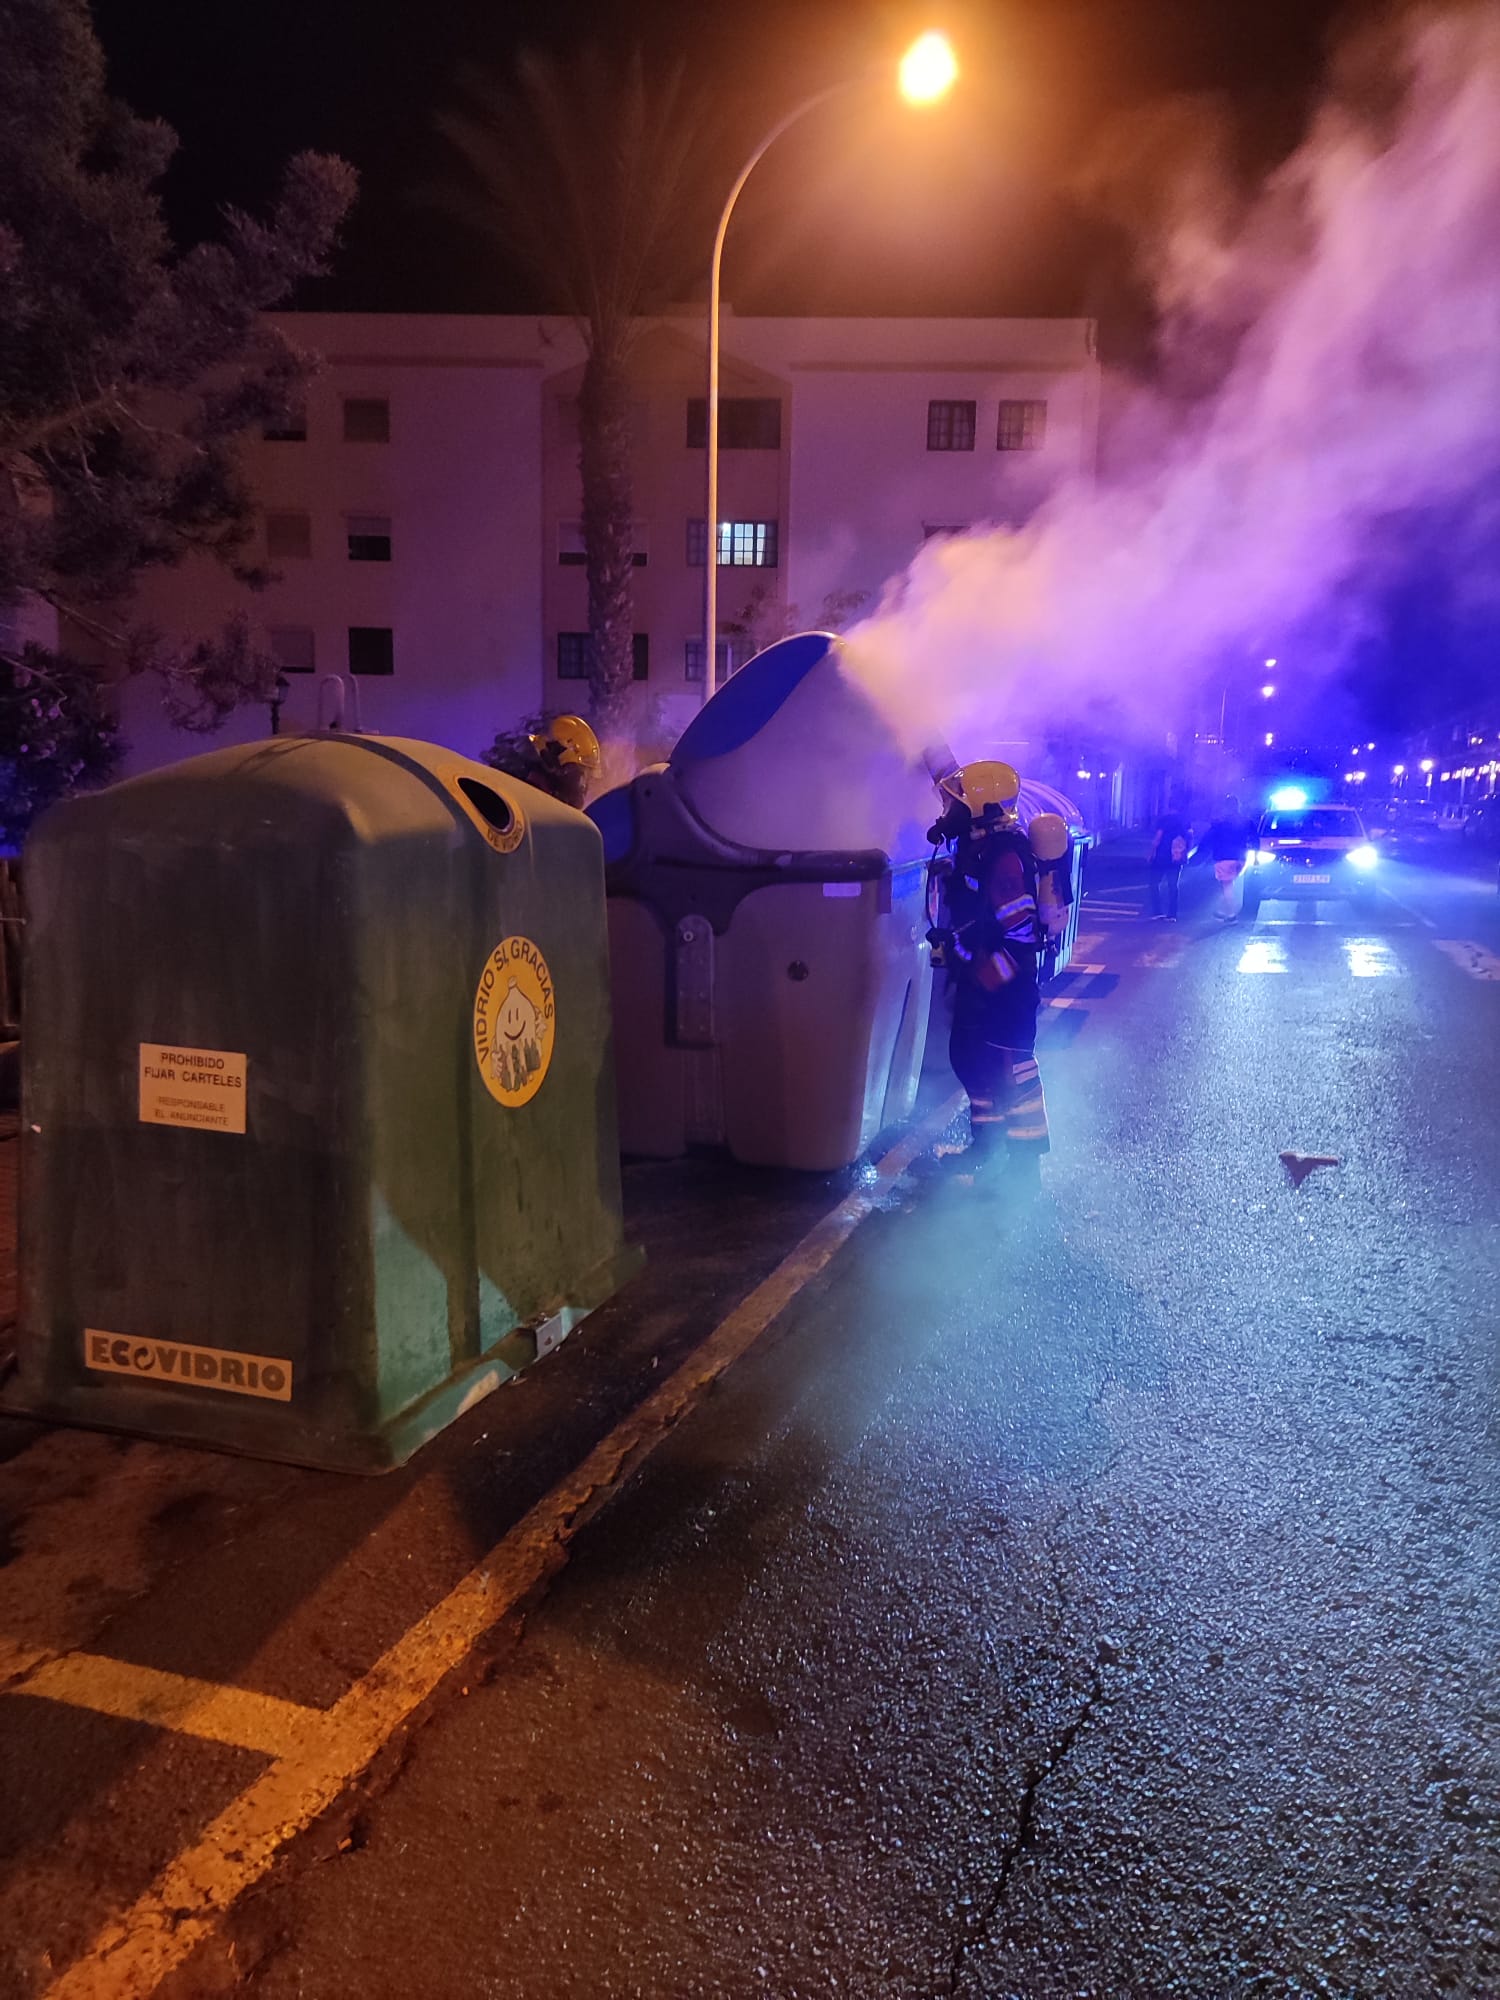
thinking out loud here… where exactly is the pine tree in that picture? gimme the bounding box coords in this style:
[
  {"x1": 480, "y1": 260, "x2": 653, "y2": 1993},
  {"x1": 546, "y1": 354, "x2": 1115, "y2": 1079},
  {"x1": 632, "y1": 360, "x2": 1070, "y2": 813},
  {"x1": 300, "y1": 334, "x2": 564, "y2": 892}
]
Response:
[{"x1": 0, "y1": 0, "x2": 356, "y2": 842}]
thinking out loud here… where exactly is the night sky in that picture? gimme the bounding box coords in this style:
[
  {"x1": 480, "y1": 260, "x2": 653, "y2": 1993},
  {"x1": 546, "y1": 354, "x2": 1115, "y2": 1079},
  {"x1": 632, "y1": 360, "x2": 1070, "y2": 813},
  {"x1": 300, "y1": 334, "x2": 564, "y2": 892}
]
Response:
[{"x1": 90, "y1": 0, "x2": 1368, "y2": 337}]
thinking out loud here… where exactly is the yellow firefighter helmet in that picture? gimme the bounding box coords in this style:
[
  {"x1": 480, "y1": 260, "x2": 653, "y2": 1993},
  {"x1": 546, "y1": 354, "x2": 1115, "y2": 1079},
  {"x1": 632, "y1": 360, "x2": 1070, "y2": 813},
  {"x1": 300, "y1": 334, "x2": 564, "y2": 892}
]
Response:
[
  {"x1": 938, "y1": 759, "x2": 1021, "y2": 821},
  {"x1": 532, "y1": 713, "x2": 601, "y2": 772}
]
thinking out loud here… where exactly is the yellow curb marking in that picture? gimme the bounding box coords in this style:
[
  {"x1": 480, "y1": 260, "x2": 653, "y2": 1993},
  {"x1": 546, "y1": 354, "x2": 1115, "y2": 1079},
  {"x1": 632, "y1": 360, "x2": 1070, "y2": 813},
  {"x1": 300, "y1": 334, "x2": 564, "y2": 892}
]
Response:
[
  {"x1": 11, "y1": 1653, "x2": 323, "y2": 1758},
  {"x1": 1434, "y1": 938, "x2": 1500, "y2": 981},
  {"x1": 40, "y1": 1092, "x2": 966, "y2": 2000}
]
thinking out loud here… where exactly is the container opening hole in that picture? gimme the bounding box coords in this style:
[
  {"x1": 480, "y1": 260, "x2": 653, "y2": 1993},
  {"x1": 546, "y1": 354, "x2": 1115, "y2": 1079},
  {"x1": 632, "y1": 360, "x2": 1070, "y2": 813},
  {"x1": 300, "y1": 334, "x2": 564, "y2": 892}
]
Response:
[{"x1": 456, "y1": 778, "x2": 516, "y2": 836}]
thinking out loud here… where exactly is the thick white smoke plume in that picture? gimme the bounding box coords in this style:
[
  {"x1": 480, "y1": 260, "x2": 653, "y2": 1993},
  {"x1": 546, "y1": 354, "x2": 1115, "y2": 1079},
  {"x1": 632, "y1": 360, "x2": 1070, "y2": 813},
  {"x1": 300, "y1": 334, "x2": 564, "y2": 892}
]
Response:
[{"x1": 842, "y1": 2, "x2": 1500, "y2": 761}]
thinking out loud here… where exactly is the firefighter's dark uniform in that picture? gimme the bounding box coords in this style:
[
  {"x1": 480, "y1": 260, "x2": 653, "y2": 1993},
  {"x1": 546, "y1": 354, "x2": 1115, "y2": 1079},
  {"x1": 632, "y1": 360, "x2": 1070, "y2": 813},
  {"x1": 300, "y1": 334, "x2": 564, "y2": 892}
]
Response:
[{"x1": 948, "y1": 875, "x2": 1049, "y2": 1166}]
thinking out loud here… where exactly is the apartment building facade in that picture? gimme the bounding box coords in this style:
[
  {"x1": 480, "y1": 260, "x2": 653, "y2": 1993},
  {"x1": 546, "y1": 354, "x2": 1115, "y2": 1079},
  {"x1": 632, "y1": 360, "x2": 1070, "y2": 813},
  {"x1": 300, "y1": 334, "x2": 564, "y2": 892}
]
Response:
[{"x1": 122, "y1": 310, "x2": 1101, "y2": 774}]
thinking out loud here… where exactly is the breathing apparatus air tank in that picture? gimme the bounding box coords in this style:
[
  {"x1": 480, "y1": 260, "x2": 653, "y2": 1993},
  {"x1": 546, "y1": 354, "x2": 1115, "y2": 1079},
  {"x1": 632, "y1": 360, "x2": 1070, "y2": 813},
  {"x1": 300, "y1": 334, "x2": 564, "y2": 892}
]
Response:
[{"x1": 1028, "y1": 810, "x2": 1071, "y2": 944}]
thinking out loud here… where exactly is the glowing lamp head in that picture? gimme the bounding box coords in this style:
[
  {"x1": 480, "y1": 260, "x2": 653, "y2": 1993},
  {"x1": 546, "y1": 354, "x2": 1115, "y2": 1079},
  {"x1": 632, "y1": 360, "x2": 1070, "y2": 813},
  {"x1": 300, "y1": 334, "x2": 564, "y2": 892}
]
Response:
[
  {"x1": 1420, "y1": 759, "x2": 1435, "y2": 773},
  {"x1": 899, "y1": 31, "x2": 958, "y2": 104},
  {"x1": 1269, "y1": 785, "x2": 1308, "y2": 811},
  {"x1": 1260, "y1": 684, "x2": 1276, "y2": 698}
]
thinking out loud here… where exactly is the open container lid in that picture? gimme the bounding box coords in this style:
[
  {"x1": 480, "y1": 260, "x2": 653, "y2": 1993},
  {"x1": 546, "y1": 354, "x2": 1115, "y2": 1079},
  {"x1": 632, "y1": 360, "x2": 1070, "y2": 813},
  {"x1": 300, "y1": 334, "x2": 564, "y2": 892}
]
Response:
[{"x1": 668, "y1": 633, "x2": 937, "y2": 863}]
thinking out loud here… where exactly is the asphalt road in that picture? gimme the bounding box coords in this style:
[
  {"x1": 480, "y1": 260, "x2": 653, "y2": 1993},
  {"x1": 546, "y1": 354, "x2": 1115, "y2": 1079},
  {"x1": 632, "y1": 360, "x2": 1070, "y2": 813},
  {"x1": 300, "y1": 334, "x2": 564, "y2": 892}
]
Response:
[{"x1": 2, "y1": 835, "x2": 1498, "y2": 1998}]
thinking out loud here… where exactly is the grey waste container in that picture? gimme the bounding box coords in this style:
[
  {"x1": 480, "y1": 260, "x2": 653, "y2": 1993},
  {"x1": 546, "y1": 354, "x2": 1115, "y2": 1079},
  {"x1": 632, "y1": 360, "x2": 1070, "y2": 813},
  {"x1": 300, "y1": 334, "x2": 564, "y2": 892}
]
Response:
[
  {"x1": 589, "y1": 633, "x2": 934, "y2": 1172},
  {"x1": 6, "y1": 734, "x2": 638, "y2": 1472}
]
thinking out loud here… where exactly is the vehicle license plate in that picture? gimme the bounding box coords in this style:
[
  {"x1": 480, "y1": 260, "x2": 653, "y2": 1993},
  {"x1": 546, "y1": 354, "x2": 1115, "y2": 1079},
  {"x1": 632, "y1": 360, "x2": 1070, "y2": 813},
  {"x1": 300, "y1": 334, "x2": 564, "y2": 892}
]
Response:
[{"x1": 1293, "y1": 873, "x2": 1331, "y2": 884}]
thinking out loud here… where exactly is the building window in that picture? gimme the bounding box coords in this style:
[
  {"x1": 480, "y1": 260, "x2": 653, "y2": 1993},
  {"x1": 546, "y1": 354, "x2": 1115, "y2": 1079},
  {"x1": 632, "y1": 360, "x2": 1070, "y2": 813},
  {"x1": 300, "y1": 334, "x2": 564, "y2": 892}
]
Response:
[
  {"x1": 686, "y1": 398, "x2": 782, "y2": 449},
  {"x1": 926, "y1": 400, "x2": 976, "y2": 451},
  {"x1": 264, "y1": 511, "x2": 311, "y2": 560},
  {"x1": 997, "y1": 399, "x2": 1047, "y2": 450},
  {"x1": 263, "y1": 406, "x2": 306, "y2": 442},
  {"x1": 686, "y1": 519, "x2": 779, "y2": 567},
  {"x1": 557, "y1": 633, "x2": 650, "y2": 681},
  {"x1": 342, "y1": 397, "x2": 390, "y2": 444},
  {"x1": 557, "y1": 521, "x2": 648, "y2": 567},
  {"x1": 684, "y1": 639, "x2": 735, "y2": 685},
  {"x1": 348, "y1": 626, "x2": 394, "y2": 675},
  {"x1": 721, "y1": 520, "x2": 778, "y2": 567},
  {"x1": 347, "y1": 514, "x2": 392, "y2": 562},
  {"x1": 268, "y1": 626, "x2": 316, "y2": 674},
  {"x1": 557, "y1": 632, "x2": 589, "y2": 680}
]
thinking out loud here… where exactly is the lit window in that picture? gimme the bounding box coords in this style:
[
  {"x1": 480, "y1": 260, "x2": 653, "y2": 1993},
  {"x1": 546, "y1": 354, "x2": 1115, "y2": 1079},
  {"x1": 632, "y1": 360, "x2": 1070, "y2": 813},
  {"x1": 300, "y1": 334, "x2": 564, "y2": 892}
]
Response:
[
  {"x1": 265, "y1": 511, "x2": 311, "y2": 560},
  {"x1": 342, "y1": 398, "x2": 390, "y2": 443},
  {"x1": 686, "y1": 398, "x2": 782, "y2": 449},
  {"x1": 687, "y1": 520, "x2": 778, "y2": 567},
  {"x1": 346, "y1": 515, "x2": 392, "y2": 562},
  {"x1": 721, "y1": 520, "x2": 777, "y2": 567},
  {"x1": 684, "y1": 639, "x2": 735, "y2": 684},
  {"x1": 927, "y1": 400, "x2": 976, "y2": 451},
  {"x1": 997, "y1": 399, "x2": 1047, "y2": 450},
  {"x1": 268, "y1": 626, "x2": 315, "y2": 674},
  {"x1": 348, "y1": 626, "x2": 394, "y2": 675}
]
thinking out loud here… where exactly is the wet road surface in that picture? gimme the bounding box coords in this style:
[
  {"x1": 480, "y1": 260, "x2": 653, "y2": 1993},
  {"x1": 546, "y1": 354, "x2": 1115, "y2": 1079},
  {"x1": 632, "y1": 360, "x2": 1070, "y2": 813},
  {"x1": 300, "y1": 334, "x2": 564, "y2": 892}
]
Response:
[{"x1": 2, "y1": 840, "x2": 1499, "y2": 1997}]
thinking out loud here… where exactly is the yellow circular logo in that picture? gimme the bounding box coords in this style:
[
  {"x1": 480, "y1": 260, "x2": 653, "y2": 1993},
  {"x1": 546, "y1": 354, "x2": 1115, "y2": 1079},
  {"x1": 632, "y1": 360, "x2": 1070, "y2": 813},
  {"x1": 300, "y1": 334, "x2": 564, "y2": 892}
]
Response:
[{"x1": 473, "y1": 937, "x2": 555, "y2": 1106}]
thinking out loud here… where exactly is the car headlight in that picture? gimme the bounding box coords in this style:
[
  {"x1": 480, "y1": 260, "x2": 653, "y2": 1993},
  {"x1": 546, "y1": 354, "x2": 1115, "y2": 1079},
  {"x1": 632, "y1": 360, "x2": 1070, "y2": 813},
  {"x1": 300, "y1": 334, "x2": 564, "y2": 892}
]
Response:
[
  {"x1": 1347, "y1": 844, "x2": 1379, "y2": 871},
  {"x1": 1251, "y1": 847, "x2": 1277, "y2": 867}
]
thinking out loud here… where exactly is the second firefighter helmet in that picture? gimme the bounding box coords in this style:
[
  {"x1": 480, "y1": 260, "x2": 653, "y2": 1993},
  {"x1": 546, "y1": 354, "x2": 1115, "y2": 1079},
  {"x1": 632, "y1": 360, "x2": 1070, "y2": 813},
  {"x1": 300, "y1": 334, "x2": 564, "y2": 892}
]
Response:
[{"x1": 531, "y1": 713, "x2": 601, "y2": 774}]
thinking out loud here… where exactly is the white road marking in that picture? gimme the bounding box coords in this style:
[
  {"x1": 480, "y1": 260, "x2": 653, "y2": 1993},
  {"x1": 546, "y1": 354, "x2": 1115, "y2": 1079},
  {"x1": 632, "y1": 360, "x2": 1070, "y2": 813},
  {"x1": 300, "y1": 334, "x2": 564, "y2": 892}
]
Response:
[
  {"x1": 1044, "y1": 994, "x2": 1087, "y2": 1009},
  {"x1": 1237, "y1": 938, "x2": 1288, "y2": 974},
  {"x1": 1343, "y1": 939, "x2": 1403, "y2": 978},
  {"x1": 1434, "y1": 939, "x2": 1500, "y2": 981},
  {"x1": 37, "y1": 1091, "x2": 969, "y2": 2000}
]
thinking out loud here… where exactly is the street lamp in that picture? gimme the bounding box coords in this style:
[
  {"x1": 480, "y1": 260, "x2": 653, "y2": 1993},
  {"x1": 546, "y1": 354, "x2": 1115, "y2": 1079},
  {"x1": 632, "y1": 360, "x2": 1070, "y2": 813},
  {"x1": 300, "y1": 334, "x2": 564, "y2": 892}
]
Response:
[{"x1": 700, "y1": 33, "x2": 958, "y2": 705}]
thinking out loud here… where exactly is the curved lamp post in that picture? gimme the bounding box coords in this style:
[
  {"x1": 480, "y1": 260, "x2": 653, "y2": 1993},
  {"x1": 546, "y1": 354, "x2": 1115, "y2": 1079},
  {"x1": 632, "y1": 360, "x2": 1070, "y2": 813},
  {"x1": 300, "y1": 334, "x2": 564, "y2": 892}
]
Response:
[{"x1": 700, "y1": 32, "x2": 958, "y2": 706}]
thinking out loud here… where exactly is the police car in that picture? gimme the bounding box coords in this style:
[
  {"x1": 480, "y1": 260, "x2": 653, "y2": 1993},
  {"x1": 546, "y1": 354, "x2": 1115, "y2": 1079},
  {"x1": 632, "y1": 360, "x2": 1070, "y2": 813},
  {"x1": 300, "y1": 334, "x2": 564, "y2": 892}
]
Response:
[{"x1": 1242, "y1": 801, "x2": 1381, "y2": 917}]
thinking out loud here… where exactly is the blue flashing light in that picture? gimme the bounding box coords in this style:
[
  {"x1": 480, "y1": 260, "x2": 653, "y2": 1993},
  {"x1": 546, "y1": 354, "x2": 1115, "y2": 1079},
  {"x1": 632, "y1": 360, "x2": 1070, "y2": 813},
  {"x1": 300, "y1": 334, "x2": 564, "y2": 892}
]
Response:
[{"x1": 1268, "y1": 784, "x2": 1309, "y2": 811}]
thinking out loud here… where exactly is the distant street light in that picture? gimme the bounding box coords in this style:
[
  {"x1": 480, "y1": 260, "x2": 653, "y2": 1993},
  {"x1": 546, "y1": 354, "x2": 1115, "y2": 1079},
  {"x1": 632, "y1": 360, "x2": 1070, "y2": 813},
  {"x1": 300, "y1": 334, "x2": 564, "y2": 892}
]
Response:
[
  {"x1": 701, "y1": 34, "x2": 958, "y2": 705},
  {"x1": 1260, "y1": 684, "x2": 1276, "y2": 698}
]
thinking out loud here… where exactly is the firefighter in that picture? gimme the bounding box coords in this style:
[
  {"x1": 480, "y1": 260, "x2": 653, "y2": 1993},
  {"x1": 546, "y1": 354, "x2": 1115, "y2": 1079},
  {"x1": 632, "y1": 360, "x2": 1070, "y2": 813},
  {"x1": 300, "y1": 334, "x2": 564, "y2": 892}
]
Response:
[
  {"x1": 486, "y1": 714, "x2": 601, "y2": 809},
  {"x1": 948, "y1": 828, "x2": 1050, "y2": 1190},
  {"x1": 530, "y1": 713, "x2": 601, "y2": 808}
]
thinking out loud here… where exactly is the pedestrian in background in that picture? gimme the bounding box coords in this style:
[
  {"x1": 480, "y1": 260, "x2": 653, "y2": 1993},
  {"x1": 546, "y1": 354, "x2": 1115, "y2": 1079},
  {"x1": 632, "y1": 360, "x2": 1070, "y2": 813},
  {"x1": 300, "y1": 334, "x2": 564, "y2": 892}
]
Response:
[
  {"x1": 1147, "y1": 801, "x2": 1192, "y2": 920},
  {"x1": 1204, "y1": 797, "x2": 1250, "y2": 921}
]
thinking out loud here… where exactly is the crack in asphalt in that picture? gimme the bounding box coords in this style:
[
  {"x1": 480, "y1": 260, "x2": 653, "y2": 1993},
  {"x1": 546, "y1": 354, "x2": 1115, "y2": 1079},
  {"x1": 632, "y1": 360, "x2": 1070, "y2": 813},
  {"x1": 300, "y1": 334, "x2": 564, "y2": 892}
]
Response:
[{"x1": 943, "y1": 1659, "x2": 1107, "y2": 1997}]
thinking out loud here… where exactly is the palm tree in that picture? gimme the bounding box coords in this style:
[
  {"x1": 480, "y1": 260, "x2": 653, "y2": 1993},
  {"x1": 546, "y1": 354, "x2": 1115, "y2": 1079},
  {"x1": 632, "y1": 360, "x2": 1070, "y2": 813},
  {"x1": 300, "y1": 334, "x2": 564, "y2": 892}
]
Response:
[{"x1": 440, "y1": 49, "x2": 709, "y2": 740}]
